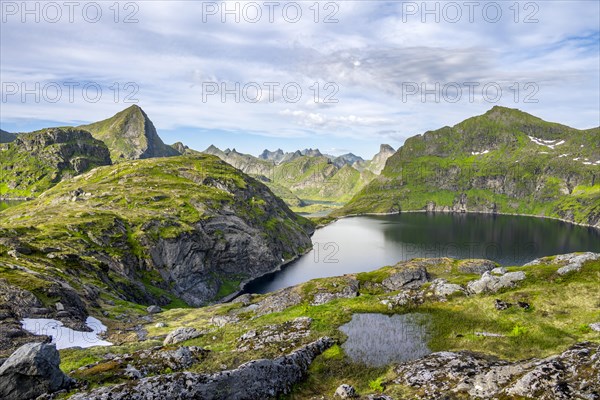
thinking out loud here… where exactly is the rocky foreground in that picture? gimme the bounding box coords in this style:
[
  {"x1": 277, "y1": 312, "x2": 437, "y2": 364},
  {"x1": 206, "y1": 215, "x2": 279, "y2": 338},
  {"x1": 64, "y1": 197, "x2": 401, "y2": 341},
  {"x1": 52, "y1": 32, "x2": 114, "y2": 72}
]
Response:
[{"x1": 0, "y1": 252, "x2": 598, "y2": 399}]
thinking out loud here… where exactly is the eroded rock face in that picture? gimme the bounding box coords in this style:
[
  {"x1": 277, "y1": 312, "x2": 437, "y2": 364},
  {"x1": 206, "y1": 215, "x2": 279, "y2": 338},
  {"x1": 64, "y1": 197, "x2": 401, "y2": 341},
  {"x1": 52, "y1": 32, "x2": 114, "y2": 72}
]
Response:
[
  {"x1": 254, "y1": 287, "x2": 303, "y2": 316},
  {"x1": 70, "y1": 337, "x2": 334, "y2": 400},
  {"x1": 0, "y1": 342, "x2": 73, "y2": 400},
  {"x1": 393, "y1": 342, "x2": 600, "y2": 399}
]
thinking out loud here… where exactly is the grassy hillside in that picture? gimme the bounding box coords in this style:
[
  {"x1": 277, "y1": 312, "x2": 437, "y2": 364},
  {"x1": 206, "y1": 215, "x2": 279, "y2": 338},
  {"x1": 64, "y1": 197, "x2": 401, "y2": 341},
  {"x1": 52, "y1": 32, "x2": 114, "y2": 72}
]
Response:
[
  {"x1": 0, "y1": 127, "x2": 111, "y2": 198},
  {"x1": 336, "y1": 107, "x2": 600, "y2": 227},
  {"x1": 0, "y1": 154, "x2": 314, "y2": 311}
]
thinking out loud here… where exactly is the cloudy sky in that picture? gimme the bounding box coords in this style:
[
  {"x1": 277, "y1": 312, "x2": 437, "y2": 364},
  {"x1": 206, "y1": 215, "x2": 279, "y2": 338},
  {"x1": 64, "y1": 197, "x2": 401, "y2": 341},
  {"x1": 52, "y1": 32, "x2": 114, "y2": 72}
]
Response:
[{"x1": 1, "y1": 1, "x2": 598, "y2": 158}]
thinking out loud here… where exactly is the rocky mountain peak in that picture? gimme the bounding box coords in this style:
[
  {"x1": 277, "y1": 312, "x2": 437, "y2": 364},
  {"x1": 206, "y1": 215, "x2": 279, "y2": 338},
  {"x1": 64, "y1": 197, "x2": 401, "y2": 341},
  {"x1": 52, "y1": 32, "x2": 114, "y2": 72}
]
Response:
[{"x1": 79, "y1": 105, "x2": 180, "y2": 162}]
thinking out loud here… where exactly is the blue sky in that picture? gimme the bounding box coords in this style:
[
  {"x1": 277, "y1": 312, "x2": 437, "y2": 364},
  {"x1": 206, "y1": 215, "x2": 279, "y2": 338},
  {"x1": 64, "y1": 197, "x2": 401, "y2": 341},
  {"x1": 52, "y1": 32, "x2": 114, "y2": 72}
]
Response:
[{"x1": 1, "y1": 1, "x2": 599, "y2": 158}]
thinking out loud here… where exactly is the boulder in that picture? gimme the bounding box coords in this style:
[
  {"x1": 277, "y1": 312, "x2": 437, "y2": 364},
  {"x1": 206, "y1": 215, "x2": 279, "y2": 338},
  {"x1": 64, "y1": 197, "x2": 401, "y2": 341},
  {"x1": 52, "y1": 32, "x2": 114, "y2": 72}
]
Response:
[
  {"x1": 467, "y1": 271, "x2": 526, "y2": 294},
  {"x1": 458, "y1": 260, "x2": 497, "y2": 275},
  {"x1": 0, "y1": 342, "x2": 72, "y2": 400},
  {"x1": 382, "y1": 266, "x2": 428, "y2": 291},
  {"x1": 146, "y1": 305, "x2": 162, "y2": 314},
  {"x1": 334, "y1": 384, "x2": 357, "y2": 398},
  {"x1": 430, "y1": 279, "x2": 464, "y2": 298},
  {"x1": 163, "y1": 327, "x2": 202, "y2": 345}
]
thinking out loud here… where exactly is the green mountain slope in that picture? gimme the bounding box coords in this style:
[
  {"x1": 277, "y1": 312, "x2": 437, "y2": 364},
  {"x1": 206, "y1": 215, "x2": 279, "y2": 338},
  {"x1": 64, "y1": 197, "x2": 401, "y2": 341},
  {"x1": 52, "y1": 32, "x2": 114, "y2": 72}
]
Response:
[
  {"x1": 0, "y1": 127, "x2": 111, "y2": 198},
  {"x1": 0, "y1": 154, "x2": 314, "y2": 319},
  {"x1": 79, "y1": 105, "x2": 180, "y2": 162},
  {"x1": 336, "y1": 106, "x2": 600, "y2": 227},
  {"x1": 0, "y1": 129, "x2": 16, "y2": 143},
  {"x1": 203, "y1": 146, "x2": 382, "y2": 214}
]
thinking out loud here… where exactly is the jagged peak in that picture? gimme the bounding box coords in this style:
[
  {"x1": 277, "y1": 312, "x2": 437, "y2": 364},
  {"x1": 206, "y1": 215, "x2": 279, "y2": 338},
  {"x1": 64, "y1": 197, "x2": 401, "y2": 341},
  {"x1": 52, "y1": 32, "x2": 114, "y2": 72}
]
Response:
[{"x1": 379, "y1": 144, "x2": 395, "y2": 153}]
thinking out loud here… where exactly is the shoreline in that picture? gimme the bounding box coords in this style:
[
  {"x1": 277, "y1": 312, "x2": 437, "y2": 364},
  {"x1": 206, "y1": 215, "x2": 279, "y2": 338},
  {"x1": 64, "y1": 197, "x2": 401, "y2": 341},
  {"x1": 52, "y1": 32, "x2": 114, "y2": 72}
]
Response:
[
  {"x1": 217, "y1": 245, "x2": 313, "y2": 303},
  {"x1": 320, "y1": 209, "x2": 600, "y2": 230}
]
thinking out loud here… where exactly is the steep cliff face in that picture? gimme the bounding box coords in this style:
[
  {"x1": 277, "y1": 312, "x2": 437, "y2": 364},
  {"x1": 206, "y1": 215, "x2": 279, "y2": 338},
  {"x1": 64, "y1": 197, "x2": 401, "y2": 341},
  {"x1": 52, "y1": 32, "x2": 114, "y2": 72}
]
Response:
[
  {"x1": 0, "y1": 127, "x2": 111, "y2": 198},
  {"x1": 337, "y1": 107, "x2": 600, "y2": 227},
  {"x1": 80, "y1": 105, "x2": 180, "y2": 162},
  {"x1": 0, "y1": 154, "x2": 314, "y2": 311}
]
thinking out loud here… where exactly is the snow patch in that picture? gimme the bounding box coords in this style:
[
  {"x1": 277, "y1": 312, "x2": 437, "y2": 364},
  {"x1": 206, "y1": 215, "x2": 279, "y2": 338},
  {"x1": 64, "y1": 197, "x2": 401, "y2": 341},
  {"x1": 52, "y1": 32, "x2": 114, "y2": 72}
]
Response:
[
  {"x1": 528, "y1": 136, "x2": 565, "y2": 149},
  {"x1": 471, "y1": 150, "x2": 490, "y2": 155},
  {"x1": 558, "y1": 154, "x2": 568, "y2": 158},
  {"x1": 21, "y1": 316, "x2": 112, "y2": 349}
]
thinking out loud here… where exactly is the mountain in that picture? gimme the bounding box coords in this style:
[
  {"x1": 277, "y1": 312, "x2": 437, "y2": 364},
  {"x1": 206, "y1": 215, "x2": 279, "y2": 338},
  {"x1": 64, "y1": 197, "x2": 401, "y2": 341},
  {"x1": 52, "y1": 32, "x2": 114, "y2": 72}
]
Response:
[
  {"x1": 79, "y1": 105, "x2": 180, "y2": 162},
  {"x1": 354, "y1": 144, "x2": 396, "y2": 174},
  {"x1": 0, "y1": 129, "x2": 16, "y2": 143},
  {"x1": 204, "y1": 146, "x2": 380, "y2": 213},
  {"x1": 332, "y1": 153, "x2": 365, "y2": 168},
  {"x1": 336, "y1": 106, "x2": 600, "y2": 227},
  {"x1": 259, "y1": 148, "x2": 285, "y2": 164},
  {"x1": 0, "y1": 153, "x2": 313, "y2": 329},
  {"x1": 0, "y1": 127, "x2": 111, "y2": 198}
]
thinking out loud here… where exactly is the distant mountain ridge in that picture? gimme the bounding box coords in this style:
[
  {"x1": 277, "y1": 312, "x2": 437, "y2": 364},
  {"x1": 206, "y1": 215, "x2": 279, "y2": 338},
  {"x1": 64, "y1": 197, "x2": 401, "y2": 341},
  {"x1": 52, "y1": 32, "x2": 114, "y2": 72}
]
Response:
[
  {"x1": 203, "y1": 143, "x2": 395, "y2": 212},
  {"x1": 0, "y1": 129, "x2": 16, "y2": 143}
]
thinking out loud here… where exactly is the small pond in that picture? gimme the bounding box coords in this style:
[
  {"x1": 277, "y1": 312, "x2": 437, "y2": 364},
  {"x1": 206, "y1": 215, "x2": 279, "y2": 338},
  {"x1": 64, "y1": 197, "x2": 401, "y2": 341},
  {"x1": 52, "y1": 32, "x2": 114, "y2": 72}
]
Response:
[{"x1": 339, "y1": 313, "x2": 431, "y2": 367}]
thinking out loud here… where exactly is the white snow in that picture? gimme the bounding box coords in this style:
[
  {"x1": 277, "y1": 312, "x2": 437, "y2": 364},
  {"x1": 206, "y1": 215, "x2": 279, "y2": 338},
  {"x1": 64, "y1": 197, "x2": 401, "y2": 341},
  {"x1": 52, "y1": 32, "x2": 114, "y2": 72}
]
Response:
[
  {"x1": 539, "y1": 151, "x2": 549, "y2": 154},
  {"x1": 559, "y1": 154, "x2": 568, "y2": 158},
  {"x1": 573, "y1": 158, "x2": 580, "y2": 161},
  {"x1": 527, "y1": 136, "x2": 565, "y2": 149},
  {"x1": 583, "y1": 162, "x2": 592, "y2": 165},
  {"x1": 21, "y1": 316, "x2": 111, "y2": 349},
  {"x1": 471, "y1": 150, "x2": 490, "y2": 155}
]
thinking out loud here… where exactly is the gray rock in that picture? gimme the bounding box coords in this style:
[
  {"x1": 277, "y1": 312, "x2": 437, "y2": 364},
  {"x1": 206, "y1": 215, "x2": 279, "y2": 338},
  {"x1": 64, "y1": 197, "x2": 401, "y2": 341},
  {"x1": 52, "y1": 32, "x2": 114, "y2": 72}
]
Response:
[
  {"x1": 237, "y1": 317, "x2": 312, "y2": 352},
  {"x1": 0, "y1": 342, "x2": 72, "y2": 400},
  {"x1": 589, "y1": 322, "x2": 600, "y2": 332},
  {"x1": 458, "y1": 260, "x2": 497, "y2": 274},
  {"x1": 70, "y1": 337, "x2": 334, "y2": 400},
  {"x1": 382, "y1": 266, "x2": 428, "y2": 291},
  {"x1": 491, "y1": 267, "x2": 507, "y2": 275},
  {"x1": 146, "y1": 305, "x2": 162, "y2": 314},
  {"x1": 312, "y1": 279, "x2": 359, "y2": 305},
  {"x1": 125, "y1": 364, "x2": 142, "y2": 379},
  {"x1": 430, "y1": 279, "x2": 464, "y2": 298},
  {"x1": 163, "y1": 327, "x2": 202, "y2": 345},
  {"x1": 255, "y1": 287, "x2": 302, "y2": 316},
  {"x1": 467, "y1": 271, "x2": 526, "y2": 294},
  {"x1": 155, "y1": 322, "x2": 166, "y2": 328},
  {"x1": 334, "y1": 383, "x2": 357, "y2": 398}
]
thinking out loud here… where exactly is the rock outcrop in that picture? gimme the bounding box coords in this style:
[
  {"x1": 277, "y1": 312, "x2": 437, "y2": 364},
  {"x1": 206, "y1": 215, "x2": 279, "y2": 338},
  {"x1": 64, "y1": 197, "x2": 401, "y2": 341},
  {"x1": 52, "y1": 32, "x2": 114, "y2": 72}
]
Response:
[
  {"x1": 0, "y1": 342, "x2": 72, "y2": 400},
  {"x1": 70, "y1": 337, "x2": 334, "y2": 400},
  {"x1": 467, "y1": 271, "x2": 526, "y2": 294},
  {"x1": 382, "y1": 266, "x2": 429, "y2": 291},
  {"x1": 0, "y1": 127, "x2": 111, "y2": 198},
  {"x1": 393, "y1": 342, "x2": 600, "y2": 399}
]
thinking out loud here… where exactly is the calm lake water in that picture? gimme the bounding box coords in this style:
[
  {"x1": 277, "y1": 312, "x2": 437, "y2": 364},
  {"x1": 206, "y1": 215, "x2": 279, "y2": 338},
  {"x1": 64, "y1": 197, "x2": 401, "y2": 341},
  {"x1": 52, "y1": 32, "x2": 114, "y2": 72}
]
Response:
[{"x1": 246, "y1": 213, "x2": 600, "y2": 294}]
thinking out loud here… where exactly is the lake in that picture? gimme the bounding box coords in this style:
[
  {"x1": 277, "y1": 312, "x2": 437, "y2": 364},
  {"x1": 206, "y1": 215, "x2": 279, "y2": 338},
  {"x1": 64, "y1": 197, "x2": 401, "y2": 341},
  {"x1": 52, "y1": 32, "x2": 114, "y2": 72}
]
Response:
[{"x1": 245, "y1": 213, "x2": 600, "y2": 294}]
